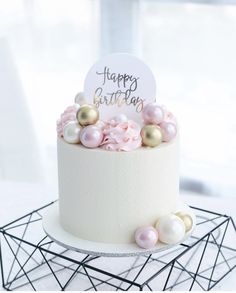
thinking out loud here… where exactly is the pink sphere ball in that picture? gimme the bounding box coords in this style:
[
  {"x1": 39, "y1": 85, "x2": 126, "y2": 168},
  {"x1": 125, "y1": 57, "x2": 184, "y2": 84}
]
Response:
[
  {"x1": 135, "y1": 226, "x2": 158, "y2": 249},
  {"x1": 142, "y1": 103, "x2": 164, "y2": 125},
  {"x1": 80, "y1": 125, "x2": 104, "y2": 148},
  {"x1": 164, "y1": 110, "x2": 177, "y2": 124},
  {"x1": 159, "y1": 121, "x2": 177, "y2": 142}
]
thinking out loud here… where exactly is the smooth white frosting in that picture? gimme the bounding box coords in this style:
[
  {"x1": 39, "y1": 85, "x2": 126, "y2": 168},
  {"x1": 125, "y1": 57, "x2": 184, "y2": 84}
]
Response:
[{"x1": 58, "y1": 137, "x2": 179, "y2": 244}]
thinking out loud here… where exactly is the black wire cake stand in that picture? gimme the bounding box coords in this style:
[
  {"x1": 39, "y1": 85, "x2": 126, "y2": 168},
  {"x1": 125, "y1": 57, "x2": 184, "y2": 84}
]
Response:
[{"x1": 0, "y1": 201, "x2": 236, "y2": 291}]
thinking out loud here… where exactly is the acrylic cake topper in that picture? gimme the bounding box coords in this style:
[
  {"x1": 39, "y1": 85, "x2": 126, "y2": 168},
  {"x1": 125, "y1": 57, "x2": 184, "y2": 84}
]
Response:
[{"x1": 84, "y1": 53, "x2": 156, "y2": 122}]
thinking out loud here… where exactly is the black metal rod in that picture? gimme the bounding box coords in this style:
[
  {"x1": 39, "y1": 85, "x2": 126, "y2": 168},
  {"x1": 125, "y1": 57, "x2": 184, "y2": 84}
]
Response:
[
  {"x1": 207, "y1": 219, "x2": 230, "y2": 290},
  {"x1": 189, "y1": 234, "x2": 210, "y2": 290},
  {"x1": 0, "y1": 202, "x2": 235, "y2": 291},
  {"x1": 0, "y1": 201, "x2": 56, "y2": 230}
]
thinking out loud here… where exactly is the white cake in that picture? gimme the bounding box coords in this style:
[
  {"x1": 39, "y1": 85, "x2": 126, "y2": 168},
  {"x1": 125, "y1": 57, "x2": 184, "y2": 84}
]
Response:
[
  {"x1": 58, "y1": 135, "x2": 179, "y2": 244},
  {"x1": 54, "y1": 54, "x2": 195, "y2": 249}
]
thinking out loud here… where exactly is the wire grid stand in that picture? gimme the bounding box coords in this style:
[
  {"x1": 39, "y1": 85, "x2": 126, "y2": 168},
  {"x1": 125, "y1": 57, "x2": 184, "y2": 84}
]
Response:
[{"x1": 0, "y1": 201, "x2": 236, "y2": 291}]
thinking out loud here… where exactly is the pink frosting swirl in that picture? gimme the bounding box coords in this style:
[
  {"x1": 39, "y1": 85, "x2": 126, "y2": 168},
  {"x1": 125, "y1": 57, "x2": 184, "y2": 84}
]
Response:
[
  {"x1": 56, "y1": 104, "x2": 79, "y2": 137},
  {"x1": 100, "y1": 116, "x2": 142, "y2": 151}
]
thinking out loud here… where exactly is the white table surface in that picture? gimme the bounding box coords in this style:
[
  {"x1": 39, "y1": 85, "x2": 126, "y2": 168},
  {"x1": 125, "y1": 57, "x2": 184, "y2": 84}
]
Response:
[{"x1": 0, "y1": 182, "x2": 235, "y2": 291}]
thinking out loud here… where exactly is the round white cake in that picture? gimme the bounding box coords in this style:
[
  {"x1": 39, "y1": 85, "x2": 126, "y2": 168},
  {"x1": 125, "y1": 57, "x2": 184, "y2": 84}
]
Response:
[
  {"x1": 58, "y1": 136, "x2": 179, "y2": 244},
  {"x1": 52, "y1": 54, "x2": 195, "y2": 251}
]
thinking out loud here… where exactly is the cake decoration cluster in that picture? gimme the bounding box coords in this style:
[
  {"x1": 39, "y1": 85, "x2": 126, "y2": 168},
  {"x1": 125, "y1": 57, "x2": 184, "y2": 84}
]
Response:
[
  {"x1": 141, "y1": 103, "x2": 177, "y2": 147},
  {"x1": 56, "y1": 92, "x2": 177, "y2": 151},
  {"x1": 134, "y1": 211, "x2": 194, "y2": 249}
]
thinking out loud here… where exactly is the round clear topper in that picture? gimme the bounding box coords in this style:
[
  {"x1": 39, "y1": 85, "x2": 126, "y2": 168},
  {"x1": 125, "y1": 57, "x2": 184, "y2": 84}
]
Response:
[{"x1": 84, "y1": 53, "x2": 156, "y2": 122}]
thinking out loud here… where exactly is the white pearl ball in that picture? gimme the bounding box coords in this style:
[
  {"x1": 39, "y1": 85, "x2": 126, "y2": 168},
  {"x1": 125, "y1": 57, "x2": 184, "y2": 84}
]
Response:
[
  {"x1": 156, "y1": 214, "x2": 185, "y2": 245},
  {"x1": 113, "y1": 114, "x2": 128, "y2": 124},
  {"x1": 63, "y1": 121, "x2": 81, "y2": 144},
  {"x1": 74, "y1": 92, "x2": 86, "y2": 106}
]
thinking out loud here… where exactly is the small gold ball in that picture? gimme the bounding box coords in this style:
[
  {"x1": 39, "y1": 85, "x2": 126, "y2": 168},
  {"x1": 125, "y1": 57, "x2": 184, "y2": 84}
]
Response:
[
  {"x1": 175, "y1": 212, "x2": 193, "y2": 232},
  {"x1": 141, "y1": 125, "x2": 162, "y2": 147},
  {"x1": 76, "y1": 104, "x2": 99, "y2": 126}
]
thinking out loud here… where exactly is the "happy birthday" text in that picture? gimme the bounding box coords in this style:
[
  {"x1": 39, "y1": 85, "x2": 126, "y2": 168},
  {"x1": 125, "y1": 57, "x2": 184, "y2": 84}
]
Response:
[{"x1": 94, "y1": 66, "x2": 145, "y2": 112}]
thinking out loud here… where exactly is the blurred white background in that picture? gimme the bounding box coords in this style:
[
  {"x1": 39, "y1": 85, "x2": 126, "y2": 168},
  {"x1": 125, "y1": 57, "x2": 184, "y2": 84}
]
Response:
[{"x1": 0, "y1": 0, "x2": 236, "y2": 198}]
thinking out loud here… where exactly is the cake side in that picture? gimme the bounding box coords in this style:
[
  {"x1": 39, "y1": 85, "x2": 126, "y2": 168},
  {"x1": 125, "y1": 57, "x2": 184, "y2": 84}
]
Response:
[{"x1": 58, "y1": 136, "x2": 179, "y2": 244}]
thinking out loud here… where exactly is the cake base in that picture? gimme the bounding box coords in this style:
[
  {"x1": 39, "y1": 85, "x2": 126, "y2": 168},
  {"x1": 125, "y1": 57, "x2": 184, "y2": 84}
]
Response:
[{"x1": 42, "y1": 202, "x2": 196, "y2": 257}]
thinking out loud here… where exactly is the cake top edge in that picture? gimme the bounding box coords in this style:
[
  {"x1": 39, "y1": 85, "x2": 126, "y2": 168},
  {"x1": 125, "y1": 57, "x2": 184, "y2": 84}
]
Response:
[{"x1": 57, "y1": 133, "x2": 178, "y2": 153}]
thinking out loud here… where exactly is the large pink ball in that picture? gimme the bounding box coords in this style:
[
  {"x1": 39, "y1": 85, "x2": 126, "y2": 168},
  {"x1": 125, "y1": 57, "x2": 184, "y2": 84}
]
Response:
[
  {"x1": 159, "y1": 121, "x2": 177, "y2": 142},
  {"x1": 135, "y1": 226, "x2": 158, "y2": 249},
  {"x1": 142, "y1": 103, "x2": 164, "y2": 125},
  {"x1": 80, "y1": 125, "x2": 104, "y2": 148},
  {"x1": 163, "y1": 109, "x2": 177, "y2": 124}
]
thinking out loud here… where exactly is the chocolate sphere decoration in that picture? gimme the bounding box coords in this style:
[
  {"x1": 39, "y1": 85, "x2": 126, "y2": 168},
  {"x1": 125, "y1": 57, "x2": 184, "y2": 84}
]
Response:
[
  {"x1": 135, "y1": 226, "x2": 158, "y2": 249},
  {"x1": 159, "y1": 121, "x2": 177, "y2": 142},
  {"x1": 156, "y1": 215, "x2": 185, "y2": 245},
  {"x1": 175, "y1": 212, "x2": 193, "y2": 232},
  {"x1": 141, "y1": 125, "x2": 163, "y2": 147},
  {"x1": 63, "y1": 121, "x2": 81, "y2": 144},
  {"x1": 142, "y1": 103, "x2": 164, "y2": 125},
  {"x1": 80, "y1": 125, "x2": 104, "y2": 148},
  {"x1": 76, "y1": 104, "x2": 99, "y2": 126},
  {"x1": 74, "y1": 92, "x2": 86, "y2": 106}
]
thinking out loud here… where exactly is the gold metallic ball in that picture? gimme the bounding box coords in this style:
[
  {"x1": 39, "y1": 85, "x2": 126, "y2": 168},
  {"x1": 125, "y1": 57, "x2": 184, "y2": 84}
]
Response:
[
  {"x1": 175, "y1": 212, "x2": 193, "y2": 232},
  {"x1": 141, "y1": 125, "x2": 163, "y2": 147},
  {"x1": 76, "y1": 104, "x2": 99, "y2": 126}
]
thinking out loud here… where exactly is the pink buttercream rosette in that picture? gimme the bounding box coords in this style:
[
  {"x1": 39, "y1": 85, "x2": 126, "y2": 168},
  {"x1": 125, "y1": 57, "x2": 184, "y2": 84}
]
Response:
[
  {"x1": 100, "y1": 117, "x2": 142, "y2": 151},
  {"x1": 56, "y1": 104, "x2": 79, "y2": 137}
]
